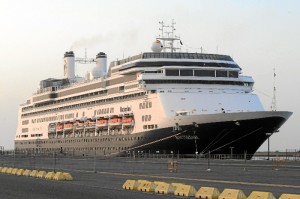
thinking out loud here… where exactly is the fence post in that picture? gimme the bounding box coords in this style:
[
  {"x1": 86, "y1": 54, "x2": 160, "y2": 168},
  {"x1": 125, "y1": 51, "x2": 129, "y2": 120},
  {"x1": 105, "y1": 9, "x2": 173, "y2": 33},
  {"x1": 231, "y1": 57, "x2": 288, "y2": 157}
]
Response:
[
  {"x1": 93, "y1": 149, "x2": 96, "y2": 173},
  {"x1": 53, "y1": 152, "x2": 57, "y2": 172},
  {"x1": 207, "y1": 151, "x2": 211, "y2": 172},
  {"x1": 244, "y1": 150, "x2": 247, "y2": 171}
]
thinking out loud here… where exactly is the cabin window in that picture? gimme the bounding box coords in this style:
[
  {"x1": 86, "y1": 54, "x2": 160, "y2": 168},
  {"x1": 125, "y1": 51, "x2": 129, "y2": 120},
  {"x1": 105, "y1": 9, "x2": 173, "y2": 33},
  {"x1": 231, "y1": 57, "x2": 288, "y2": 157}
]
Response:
[{"x1": 119, "y1": 86, "x2": 124, "y2": 91}]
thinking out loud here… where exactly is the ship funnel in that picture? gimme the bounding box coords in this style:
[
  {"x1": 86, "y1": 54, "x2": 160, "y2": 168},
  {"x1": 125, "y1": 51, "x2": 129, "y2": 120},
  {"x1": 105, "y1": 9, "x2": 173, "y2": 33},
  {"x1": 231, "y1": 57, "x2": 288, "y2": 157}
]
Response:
[
  {"x1": 91, "y1": 52, "x2": 107, "y2": 79},
  {"x1": 64, "y1": 51, "x2": 75, "y2": 79}
]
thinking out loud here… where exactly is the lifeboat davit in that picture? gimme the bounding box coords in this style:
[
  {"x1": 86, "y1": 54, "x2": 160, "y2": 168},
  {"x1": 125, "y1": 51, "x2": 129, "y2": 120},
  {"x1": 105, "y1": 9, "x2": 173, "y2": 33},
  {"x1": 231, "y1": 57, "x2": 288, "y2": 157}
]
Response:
[
  {"x1": 85, "y1": 118, "x2": 96, "y2": 129},
  {"x1": 56, "y1": 123, "x2": 64, "y2": 132}
]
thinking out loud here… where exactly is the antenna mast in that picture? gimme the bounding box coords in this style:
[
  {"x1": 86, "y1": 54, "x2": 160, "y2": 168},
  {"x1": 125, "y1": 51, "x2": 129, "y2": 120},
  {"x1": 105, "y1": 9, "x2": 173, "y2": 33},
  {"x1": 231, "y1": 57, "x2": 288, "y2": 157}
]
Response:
[
  {"x1": 271, "y1": 68, "x2": 277, "y2": 111},
  {"x1": 157, "y1": 19, "x2": 181, "y2": 53},
  {"x1": 75, "y1": 48, "x2": 95, "y2": 64}
]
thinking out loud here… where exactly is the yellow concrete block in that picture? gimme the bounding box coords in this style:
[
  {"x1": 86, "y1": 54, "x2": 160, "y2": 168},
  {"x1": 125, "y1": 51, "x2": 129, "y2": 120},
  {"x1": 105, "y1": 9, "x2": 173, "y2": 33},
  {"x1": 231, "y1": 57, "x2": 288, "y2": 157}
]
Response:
[
  {"x1": 154, "y1": 181, "x2": 166, "y2": 186},
  {"x1": 37, "y1": 171, "x2": 47, "y2": 178},
  {"x1": 279, "y1": 194, "x2": 300, "y2": 199},
  {"x1": 195, "y1": 187, "x2": 220, "y2": 199},
  {"x1": 174, "y1": 184, "x2": 197, "y2": 197},
  {"x1": 23, "y1": 169, "x2": 31, "y2": 176},
  {"x1": 247, "y1": 191, "x2": 276, "y2": 199},
  {"x1": 137, "y1": 180, "x2": 148, "y2": 184},
  {"x1": 1, "y1": 167, "x2": 7, "y2": 173},
  {"x1": 45, "y1": 172, "x2": 55, "y2": 180},
  {"x1": 123, "y1": 180, "x2": 139, "y2": 190},
  {"x1": 63, "y1": 172, "x2": 73, "y2": 181},
  {"x1": 16, "y1": 169, "x2": 25, "y2": 176},
  {"x1": 0, "y1": 167, "x2": 2, "y2": 171},
  {"x1": 29, "y1": 170, "x2": 39, "y2": 178},
  {"x1": 11, "y1": 168, "x2": 18, "y2": 175},
  {"x1": 53, "y1": 172, "x2": 65, "y2": 181},
  {"x1": 137, "y1": 180, "x2": 157, "y2": 192},
  {"x1": 171, "y1": 183, "x2": 185, "y2": 189},
  {"x1": 6, "y1": 168, "x2": 13, "y2": 174},
  {"x1": 155, "y1": 182, "x2": 176, "y2": 195},
  {"x1": 219, "y1": 189, "x2": 247, "y2": 199}
]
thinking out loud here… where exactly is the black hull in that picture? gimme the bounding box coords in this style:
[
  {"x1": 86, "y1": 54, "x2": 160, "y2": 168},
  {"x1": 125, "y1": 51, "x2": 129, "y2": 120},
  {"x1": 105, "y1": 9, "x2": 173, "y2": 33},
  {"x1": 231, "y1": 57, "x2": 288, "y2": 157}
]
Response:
[
  {"x1": 15, "y1": 111, "x2": 292, "y2": 159},
  {"x1": 134, "y1": 116, "x2": 287, "y2": 156}
]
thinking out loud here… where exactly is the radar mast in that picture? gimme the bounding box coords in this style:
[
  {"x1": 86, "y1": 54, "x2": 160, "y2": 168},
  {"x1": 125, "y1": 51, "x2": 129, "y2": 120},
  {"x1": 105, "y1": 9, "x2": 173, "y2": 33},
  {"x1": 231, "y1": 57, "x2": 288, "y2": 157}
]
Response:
[
  {"x1": 156, "y1": 20, "x2": 181, "y2": 53},
  {"x1": 271, "y1": 68, "x2": 277, "y2": 111}
]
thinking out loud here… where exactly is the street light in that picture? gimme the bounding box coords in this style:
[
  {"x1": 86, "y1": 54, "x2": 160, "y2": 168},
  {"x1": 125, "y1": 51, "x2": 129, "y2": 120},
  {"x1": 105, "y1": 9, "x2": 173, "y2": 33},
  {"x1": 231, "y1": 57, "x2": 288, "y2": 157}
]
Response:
[
  {"x1": 230, "y1": 146, "x2": 234, "y2": 159},
  {"x1": 266, "y1": 133, "x2": 272, "y2": 160}
]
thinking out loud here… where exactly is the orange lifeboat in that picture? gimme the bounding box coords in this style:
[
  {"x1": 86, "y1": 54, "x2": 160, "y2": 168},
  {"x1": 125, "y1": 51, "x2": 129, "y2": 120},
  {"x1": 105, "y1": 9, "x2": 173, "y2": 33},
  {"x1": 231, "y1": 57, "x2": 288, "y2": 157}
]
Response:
[
  {"x1": 108, "y1": 117, "x2": 122, "y2": 126},
  {"x1": 122, "y1": 117, "x2": 135, "y2": 126},
  {"x1": 96, "y1": 119, "x2": 108, "y2": 127},
  {"x1": 63, "y1": 122, "x2": 73, "y2": 130}
]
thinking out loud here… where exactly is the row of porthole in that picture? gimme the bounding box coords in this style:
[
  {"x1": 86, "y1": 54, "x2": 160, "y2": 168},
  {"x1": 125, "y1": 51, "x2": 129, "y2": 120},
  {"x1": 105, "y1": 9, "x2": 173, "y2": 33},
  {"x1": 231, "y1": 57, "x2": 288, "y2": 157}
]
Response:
[{"x1": 17, "y1": 136, "x2": 147, "y2": 145}]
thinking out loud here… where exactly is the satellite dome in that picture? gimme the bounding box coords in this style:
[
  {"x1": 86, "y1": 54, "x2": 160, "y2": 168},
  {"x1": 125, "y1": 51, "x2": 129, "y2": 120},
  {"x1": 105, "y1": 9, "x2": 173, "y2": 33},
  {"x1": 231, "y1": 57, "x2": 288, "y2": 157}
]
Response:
[{"x1": 151, "y1": 40, "x2": 163, "y2": 52}]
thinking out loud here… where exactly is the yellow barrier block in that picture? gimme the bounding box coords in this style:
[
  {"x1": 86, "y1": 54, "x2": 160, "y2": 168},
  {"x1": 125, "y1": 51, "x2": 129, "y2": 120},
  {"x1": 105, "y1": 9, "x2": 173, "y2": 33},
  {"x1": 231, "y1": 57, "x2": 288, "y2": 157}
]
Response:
[
  {"x1": 196, "y1": 187, "x2": 221, "y2": 199},
  {"x1": 37, "y1": 171, "x2": 47, "y2": 178},
  {"x1": 247, "y1": 191, "x2": 276, "y2": 199},
  {"x1": 63, "y1": 172, "x2": 73, "y2": 181},
  {"x1": 45, "y1": 172, "x2": 55, "y2": 180},
  {"x1": 137, "y1": 180, "x2": 148, "y2": 184},
  {"x1": 53, "y1": 172, "x2": 65, "y2": 181},
  {"x1": 16, "y1": 169, "x2": 25, "y2": 176},
  {"x1": 137, "y1": 180, "x2": 157, "y2": 192},
  {"x1": 11, "y1": 168, "x2": 18, "y2": 175},
  {"x1": 154, "y1": 181, "x2": 166, "y2": 186},
  {"x1": 1, "y1": 167, "x2": 8, "y2": 173},
  {"x1": 279, "y1": 194, "x2": 300, "y2": 199},
  {"x1": 219, "y1": 189, "x2": 247, "y2": 199},
  {"x1": 171, "y1": 183, "x2": 185, "y2": 189},
  {"x1": 123, "y1": 180, "x2": 139, "y2": 190},
  {"x1": 155, "y1": 182, "x2": 176, "y2": 195},
  {"x1": 23, "y1": 169, "x2": 31, "y2": 176},
  {"x1": 0, "y1": 167, "x2": 2, "y2": 171},
  {"x1": 29, "y1": 170, "x2": 39, "y2": 178},
  {"x1": 6, "y1": 168, "x2": 13, "y2": 174},
  {"x1": 174, "y1": 184, "x2": 197, "y2": 197}
]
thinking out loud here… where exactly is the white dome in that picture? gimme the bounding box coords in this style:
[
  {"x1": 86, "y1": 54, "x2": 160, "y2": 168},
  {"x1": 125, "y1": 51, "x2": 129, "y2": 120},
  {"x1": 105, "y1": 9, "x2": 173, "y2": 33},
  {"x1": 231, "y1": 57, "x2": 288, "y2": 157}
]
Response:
[{"x1": 151, "y1": 40, "x2": 163, "y2": 52}]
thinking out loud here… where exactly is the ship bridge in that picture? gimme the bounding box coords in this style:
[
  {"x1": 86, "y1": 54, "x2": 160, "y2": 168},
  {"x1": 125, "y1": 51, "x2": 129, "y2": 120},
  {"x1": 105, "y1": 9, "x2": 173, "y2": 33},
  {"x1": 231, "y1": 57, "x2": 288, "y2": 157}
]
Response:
[{"x1": 109, "y1": 52, "x2": 240, "y2": 75}]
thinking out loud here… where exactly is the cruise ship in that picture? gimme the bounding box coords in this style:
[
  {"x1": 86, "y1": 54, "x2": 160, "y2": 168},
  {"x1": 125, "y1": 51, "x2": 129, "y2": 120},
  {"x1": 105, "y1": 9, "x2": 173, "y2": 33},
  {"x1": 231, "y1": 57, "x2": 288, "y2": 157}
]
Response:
[{"x1": 15, "y1": 22, "x2": 292, "y2": 157}]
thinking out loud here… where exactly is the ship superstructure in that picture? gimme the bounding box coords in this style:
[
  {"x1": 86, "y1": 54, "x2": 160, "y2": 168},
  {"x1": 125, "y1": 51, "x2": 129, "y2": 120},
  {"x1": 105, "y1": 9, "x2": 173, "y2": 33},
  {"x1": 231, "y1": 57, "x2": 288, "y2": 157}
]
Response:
[{"x1": 15, "y1": 22, "x2": 292, "y2": 157}]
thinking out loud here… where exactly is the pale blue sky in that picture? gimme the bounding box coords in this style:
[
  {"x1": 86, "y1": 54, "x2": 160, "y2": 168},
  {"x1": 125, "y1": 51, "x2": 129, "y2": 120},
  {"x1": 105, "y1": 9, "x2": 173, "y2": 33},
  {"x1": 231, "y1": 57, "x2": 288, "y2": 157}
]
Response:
[{"x1": 0, "y1": 0, "x2": 299, "y2": 151}]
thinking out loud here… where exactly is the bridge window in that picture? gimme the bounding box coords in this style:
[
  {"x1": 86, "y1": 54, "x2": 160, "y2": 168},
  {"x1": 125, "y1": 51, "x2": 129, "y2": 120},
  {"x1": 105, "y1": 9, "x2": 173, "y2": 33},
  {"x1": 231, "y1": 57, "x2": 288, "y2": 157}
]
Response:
[
  {"x1": 194, "y1": 70, "x2": 215, "y2": 77},
  {"x1": 229, "y1": 71, "x2": 238, "y2": 78},
  {"x1": 166, "y1": 69, "x2": 179, "y2": 76},
  {"x1": 180, "y1": 69, "x2": 193, "y2": 76},
  {"x1": 216, "y1": 70, "x2": 227, "y2": 77}
]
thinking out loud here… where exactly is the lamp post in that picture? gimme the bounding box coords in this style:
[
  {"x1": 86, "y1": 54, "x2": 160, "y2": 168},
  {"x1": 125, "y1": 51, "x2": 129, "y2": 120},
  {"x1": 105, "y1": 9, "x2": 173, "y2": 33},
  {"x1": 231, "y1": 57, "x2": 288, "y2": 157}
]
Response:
[
  {"x1": 230, "y1": 146, "x2": 234, "y2": 159},
  {"x1": 266, "y1": 133, "x2": 272, "y2": 160}
]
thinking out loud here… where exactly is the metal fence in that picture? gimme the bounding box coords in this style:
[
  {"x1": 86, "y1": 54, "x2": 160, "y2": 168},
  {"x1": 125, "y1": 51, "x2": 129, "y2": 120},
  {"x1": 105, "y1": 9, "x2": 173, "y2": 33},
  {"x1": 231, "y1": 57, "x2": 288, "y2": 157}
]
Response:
[{"x1": 0, "y1": 150, "x2": 299, "y2": 174}]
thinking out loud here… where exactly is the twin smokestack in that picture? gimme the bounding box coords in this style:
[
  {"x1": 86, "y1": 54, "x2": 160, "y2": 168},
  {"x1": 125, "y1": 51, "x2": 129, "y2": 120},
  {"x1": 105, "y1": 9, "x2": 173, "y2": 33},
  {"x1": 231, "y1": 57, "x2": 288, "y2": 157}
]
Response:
[{"x1": 63, "y1": 51, "x2": 107, "y2": 80}]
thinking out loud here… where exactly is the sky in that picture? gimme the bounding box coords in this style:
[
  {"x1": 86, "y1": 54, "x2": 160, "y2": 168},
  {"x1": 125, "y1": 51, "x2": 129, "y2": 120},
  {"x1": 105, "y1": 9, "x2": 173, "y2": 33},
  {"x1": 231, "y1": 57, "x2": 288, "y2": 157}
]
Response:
[{"x1": 0, "y1": 0, "x2": 299, "y2": 151}]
